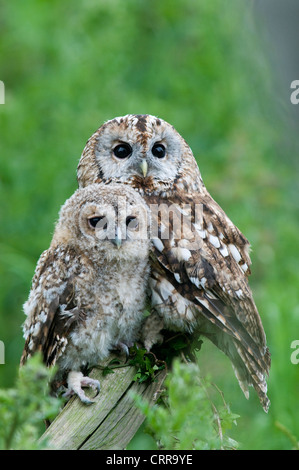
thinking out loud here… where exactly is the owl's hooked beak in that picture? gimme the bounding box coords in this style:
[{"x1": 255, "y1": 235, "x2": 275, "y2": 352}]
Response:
[
  {"x1": 140, "y1": 160, "x2": 148, "y2": 178},
  {"x1": 111, "y1": 227, "x2": 122, "y2": 249}
]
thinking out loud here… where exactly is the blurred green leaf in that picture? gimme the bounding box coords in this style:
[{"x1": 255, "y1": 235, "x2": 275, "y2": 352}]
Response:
[
  {"x1": 131, "y1": 359, "x2": 239, "y2": 450},
  {"x1": 0, "y1": 354, "x2": 62, "y2": 449}
]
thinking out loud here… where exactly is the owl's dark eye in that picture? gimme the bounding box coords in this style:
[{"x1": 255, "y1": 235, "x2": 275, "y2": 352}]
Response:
[
  {"x1": 126, "y1": 216, "x2": 139, "y2": 230},
  {"x1": 88, "y1": 216, "x2": 108, "y2": 229},
  {"x1": 113, "y1": 143, "x2": 132, "y2": 159},
  {"x1": 152, "y1": 143, "x2": 166, "y2": 158}
]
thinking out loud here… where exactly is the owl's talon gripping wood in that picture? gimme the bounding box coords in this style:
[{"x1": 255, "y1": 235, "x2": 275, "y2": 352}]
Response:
[{"x1": 64, "y1": 371, "x2": 101, "y2": 404}]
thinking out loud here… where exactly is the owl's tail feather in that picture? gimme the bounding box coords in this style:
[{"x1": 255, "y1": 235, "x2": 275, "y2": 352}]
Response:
[
  {"x1": 204, "y1": 330, "x2": 270, "y2": 412},
  {"x1": 234, "y1": 342, "x2": 271, "y2": 413}
]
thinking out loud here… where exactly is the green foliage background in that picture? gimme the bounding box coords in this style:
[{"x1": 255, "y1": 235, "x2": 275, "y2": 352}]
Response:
[{"x1": 0, "y1": 0, "x2": 298, "y2": 449}]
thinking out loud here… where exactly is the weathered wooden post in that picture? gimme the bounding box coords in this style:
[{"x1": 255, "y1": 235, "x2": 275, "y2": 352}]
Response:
[{"x1": 40, "y1": 354, "x2": 167, "y2": 450}]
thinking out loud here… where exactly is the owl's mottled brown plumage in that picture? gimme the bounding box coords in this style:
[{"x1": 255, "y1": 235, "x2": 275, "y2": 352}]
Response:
[
  {"x1": 77, "y1": 114, "x2": 271, "y2": 411},
  {"x1": 21, "y1": 183, "x2": 150, "y2": 403}
]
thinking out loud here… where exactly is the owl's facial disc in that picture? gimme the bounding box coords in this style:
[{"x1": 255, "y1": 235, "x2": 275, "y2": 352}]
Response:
[{"x1": 93, "y1": 116, "x2": 184, "y2": 183}]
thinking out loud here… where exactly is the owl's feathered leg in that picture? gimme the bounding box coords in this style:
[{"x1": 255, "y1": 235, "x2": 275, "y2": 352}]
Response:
[
  {"x1": 63, "y1": 371, "x2": 101, "y2": 405},
  {"x1": 140, "y1": 311, "x2": 164, "y2": 351}
]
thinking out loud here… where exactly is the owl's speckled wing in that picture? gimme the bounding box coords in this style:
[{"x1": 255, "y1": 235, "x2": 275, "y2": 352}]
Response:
[
  {"x1": 145, "y1": 190, "x2": 271, "y2": 411},
  {"x1": 20, "y1": 246, "x2": 82, "y2": 368}
]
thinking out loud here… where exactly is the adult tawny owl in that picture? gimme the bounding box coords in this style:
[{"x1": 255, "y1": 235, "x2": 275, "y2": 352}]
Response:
[
  {"x1": 77, "y1": 114, "x2": 271, "y2": 411},
  {"x1": 21, "y1": 183, "x2": 150, "y2": 404}
]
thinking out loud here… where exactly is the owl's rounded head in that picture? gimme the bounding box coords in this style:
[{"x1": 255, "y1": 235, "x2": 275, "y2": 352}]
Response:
[
  {"x1": 51, "y1": 183, "x2": 150, "y2": 261},
  {"x1": 77, "y1": 114, "x2": 202, "y2": 195}
]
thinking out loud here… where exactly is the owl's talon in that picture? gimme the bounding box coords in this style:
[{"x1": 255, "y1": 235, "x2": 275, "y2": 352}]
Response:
[
  {"x1": 115, "y1": 341, "x2": 132, "y2": 357},
  {"x1": 81, "y1": 376, "x2": 101, "y2": 397},
  {"x1": 65, "y1": 371, "x2": 101, "y2": 404}
]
